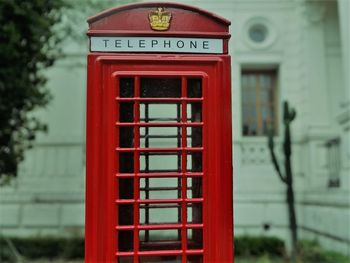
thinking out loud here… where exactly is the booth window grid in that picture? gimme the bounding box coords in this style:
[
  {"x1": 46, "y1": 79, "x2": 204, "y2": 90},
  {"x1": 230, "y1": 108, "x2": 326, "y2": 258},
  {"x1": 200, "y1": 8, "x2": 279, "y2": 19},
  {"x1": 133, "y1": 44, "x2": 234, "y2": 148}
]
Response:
[{"x1": 115, "y1": 76, "x2": 204, "y2": 262}]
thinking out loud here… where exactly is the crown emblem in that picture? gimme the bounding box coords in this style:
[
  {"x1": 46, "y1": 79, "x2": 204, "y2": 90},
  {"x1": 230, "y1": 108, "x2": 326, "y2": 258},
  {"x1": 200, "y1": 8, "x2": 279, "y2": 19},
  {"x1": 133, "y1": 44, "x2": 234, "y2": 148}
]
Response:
[{"x1": 149, "y1": 7, "x2": 172, "y2": 31}]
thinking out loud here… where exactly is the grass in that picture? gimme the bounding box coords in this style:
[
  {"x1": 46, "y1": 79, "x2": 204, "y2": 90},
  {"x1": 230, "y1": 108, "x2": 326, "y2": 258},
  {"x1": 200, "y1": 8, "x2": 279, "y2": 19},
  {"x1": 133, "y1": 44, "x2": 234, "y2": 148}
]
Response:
[
  {"x1": 235, "y1": 256, "x2": 284, "y2": 263},
  {"x1": 2, "y1": 236, "x2": 349, "y2": 263}
]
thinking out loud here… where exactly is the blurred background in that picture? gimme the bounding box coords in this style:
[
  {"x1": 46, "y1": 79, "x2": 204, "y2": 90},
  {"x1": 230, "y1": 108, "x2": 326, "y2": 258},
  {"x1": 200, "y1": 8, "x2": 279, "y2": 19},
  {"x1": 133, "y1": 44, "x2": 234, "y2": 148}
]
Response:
[{"x1": 0, "y1": 0, "x2": 349, "y2": 262}]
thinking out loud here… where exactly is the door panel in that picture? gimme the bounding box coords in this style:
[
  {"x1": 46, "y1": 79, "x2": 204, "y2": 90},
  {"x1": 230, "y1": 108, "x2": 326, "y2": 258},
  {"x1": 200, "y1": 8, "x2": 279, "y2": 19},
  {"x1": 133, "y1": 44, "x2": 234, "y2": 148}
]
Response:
[{"x1": 113, "y1": 73, "x2": 205, "y2": 263}]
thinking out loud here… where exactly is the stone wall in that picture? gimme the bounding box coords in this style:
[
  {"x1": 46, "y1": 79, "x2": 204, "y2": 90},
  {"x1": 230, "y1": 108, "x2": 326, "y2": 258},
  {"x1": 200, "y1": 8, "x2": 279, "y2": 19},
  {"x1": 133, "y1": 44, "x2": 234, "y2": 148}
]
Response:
[{"x1": 0, "y1": 0, "x2": 349, "y2": 256}]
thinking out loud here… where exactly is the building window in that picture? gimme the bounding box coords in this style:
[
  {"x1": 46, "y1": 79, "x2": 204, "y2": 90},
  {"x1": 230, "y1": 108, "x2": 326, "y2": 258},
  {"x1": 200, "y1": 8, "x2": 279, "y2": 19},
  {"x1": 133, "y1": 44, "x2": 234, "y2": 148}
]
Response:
[
  {"x1": 325, "y1": 138, "x2": 341, "y2": 188},
  {"x1": 243, "y1": 17, "x2": 278, "y2": 50},
  {"x1": 249, "y1": 24, "x2": 268, "y2": 43},
  {"x1": 241, "y1": 69, "x2": 278, "y2": 136}
]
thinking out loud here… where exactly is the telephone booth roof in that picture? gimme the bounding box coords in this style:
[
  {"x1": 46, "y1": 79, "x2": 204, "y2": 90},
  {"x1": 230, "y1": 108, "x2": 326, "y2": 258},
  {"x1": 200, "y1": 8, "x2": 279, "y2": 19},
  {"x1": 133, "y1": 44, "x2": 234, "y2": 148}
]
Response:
[{"x1": 87, "y1": 2, "x2": 231, "y2": 39}]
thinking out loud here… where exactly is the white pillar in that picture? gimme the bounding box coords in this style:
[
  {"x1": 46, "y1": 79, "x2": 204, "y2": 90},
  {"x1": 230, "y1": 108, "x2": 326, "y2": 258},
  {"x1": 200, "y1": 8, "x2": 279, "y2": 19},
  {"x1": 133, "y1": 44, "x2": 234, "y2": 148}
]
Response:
[{"x1": 338, "y1": 0, "x2": 350, "y2": 105}]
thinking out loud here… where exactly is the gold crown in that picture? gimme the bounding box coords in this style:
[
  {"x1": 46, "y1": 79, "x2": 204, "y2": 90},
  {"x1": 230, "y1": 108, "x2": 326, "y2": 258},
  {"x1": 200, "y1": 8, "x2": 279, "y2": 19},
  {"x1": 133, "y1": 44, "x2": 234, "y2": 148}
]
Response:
[{"x1": 149, "y1": 7, "x2": 172, "y2": 31}]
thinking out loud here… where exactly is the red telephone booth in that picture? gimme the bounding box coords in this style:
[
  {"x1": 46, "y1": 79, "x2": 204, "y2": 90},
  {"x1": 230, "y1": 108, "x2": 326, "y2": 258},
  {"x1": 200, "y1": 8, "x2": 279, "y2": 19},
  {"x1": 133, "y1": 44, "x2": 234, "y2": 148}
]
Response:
[{"x1": 86, "y1": 3, "x2": 233, "y2": 263}]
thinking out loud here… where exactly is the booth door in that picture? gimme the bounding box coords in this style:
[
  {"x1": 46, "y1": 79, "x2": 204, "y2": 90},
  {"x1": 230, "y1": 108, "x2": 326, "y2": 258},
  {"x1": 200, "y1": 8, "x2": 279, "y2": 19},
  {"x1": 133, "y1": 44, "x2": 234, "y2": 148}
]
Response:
[
  {"x1": 114, "y1": 73, "x2": 205, "y2": 263},
  {"x1": 87, "y1": 56, "x2": 233, "y2": 263}
]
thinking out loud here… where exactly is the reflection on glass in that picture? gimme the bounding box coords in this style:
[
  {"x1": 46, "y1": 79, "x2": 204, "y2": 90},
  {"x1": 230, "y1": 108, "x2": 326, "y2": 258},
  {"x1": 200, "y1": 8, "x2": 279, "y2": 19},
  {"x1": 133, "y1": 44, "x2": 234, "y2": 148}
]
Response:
[
  {"x1": 187, "y1": 152, "x2": 202, "y2": 172},
  {"x1": 139, "y1": 204, "x2": 180, "y2": 225},
  {"x1": 187, "y1": 127, "x2": 202, "y2": 147},
  {"x1": 119, "y1": 127, "x2": 134, "y2": 148},
  {"x1": 188, "y1": 229, "x2": 203, "y2": 249},
  {"x1": 119, "y1": 152, "x2": 134, "y2": 173},
  {"x1": 140, "y1": 103, "x2": 180, "y2": 123},
  {"x1": 187, "y1": 203, "x2": 202, "y2": 224},
  {"x1": 187, "y1": 177, "x2": 202, "y2": 198},
  {"x1": 119, "y1": 102, "x2": 134, "y2": 122},
  {"x1": 187, "y1": 78, "x2": 202, "y2": 98},
  {"x1": 139, "y1": 229, "x2": 181, "y2": 251},
  {"x1": 118, "y1": 204, "x2": 134, "y2": 226},
  {"x1": 241, "y1": 70, "x2": 277, "y2": 136},
  {"x1": 140, "y1": 78, "x2": 181, "y2": 98},
  {"x1": 140, "y1": 127, "x2": 180, "y2": 148},
  {"x1": 187, "y1": 103, "x2": 202, "y2": 122},
  {"x1": 140, "y1": 153, "x2": 181, "y2": 173},
  {"x1": 120, "y1": 78, "x2": 134, "y2": 98},
  {"x1": 118, "y1": 230, "x2": 133, "y2": 252},
  {"x1": 119, "y1": 178, "x2": 134, "y2": 199},
  {"x1": 140, "y1": 177, "x2": 180, "y2": 199}
]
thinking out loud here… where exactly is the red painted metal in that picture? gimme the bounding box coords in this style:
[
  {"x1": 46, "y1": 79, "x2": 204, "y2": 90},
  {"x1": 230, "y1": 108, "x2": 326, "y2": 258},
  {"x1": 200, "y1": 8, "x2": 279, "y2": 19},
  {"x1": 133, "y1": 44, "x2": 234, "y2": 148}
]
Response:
[
  {"x1": 86, "y1": 3, "x2": 233, "y2": 263},
  {"x1": 87, "y1": 2, "x2": 230, "y2": 54}
]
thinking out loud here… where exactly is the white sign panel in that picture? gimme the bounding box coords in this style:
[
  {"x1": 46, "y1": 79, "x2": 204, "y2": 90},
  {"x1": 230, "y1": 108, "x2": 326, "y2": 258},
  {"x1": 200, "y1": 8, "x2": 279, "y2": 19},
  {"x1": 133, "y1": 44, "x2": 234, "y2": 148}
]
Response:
[{"x1": 90, "y1": 37, "x2": 223, "y2": 54}]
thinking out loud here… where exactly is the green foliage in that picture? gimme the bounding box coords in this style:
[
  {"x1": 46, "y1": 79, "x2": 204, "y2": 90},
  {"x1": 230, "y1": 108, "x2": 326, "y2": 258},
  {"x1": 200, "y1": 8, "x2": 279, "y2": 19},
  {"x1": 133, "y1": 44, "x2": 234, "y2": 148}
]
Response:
[
  {"x1": 235, "y1": 236, "x2": 286, "y2": 257},
  {"x1": 236, "y1": 255, "x2": 284, "y2": 263},
  {"x1": 0, "y1": 0, "x2": 66, "y2": 179},
  {"x1": 297, "y1": 240, "x2": 350, "y2": 263},
  {"x1": 1, "y1": 236, "x2": 349, "y2": 263},
  {"x1": 63, "y1": 0, "x2": 136, "y2": 44},
  {"x1": 0, "y1": 237, "x2": 84, "y2": 262}
]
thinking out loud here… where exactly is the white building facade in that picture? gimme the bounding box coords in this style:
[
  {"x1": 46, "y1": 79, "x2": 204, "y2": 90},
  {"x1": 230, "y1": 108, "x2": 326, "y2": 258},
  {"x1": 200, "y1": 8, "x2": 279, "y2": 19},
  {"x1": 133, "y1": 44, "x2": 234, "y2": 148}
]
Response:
[{"x1": 0, "y1": 0, "x2": 349, "y2": 256}]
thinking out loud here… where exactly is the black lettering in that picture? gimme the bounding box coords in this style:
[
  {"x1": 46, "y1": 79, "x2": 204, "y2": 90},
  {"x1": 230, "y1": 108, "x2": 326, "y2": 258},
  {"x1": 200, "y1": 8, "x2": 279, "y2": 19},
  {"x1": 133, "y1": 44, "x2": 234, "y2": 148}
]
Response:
[
  {"x1": 164, "y1": 40, "x2": 171, "y2": 48},
  {"x1": 203, "y1": 41, "x2": 209, "y2": 49},
  {"x1": 103, "y1": 39, "x2": 109, "y2": 48},
  {"x1": 177, "y1": 40, "x2": 185, "y2": 48},
  {"x1": 151, "y1": 40, "x2": 158, "y2": 47},
  {"x1": 115, "y1": 40, "x2": 121, "y2": 48},
  {"x1": 128, "y1": 40, "x2": 133, "y2": 48},
  {"x1": 139, "y1": 40, "x2": 146, "y2": 48},
  {"x1": 190, "y1": 41, "x2": 197, "y2": 49}
]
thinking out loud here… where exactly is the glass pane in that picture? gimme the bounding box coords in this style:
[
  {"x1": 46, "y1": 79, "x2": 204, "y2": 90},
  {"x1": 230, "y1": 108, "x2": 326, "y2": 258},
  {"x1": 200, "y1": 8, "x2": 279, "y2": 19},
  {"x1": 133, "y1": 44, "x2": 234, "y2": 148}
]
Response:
[
  {"x1": 187, "y1": 152, "x2": 202, "y2": 172},
  {"x1": 119, "y1": 127, "x2": 134, "y2": 148},
  {"x1": 187, "y1": 127, "x2": 202, "y2": 147},
  {"x1": 187, "y1": 203, "x2": 202, "y2": 223},
  {"x1": 139, "y1": 229, "x2": 181, "y2": 251},
  {"x1": 140, "y1": 203, "x2": 181, "y2": 224},
  {"x1": 118, "y1": 204, "x2": 133, "y2": 225},
  {"x1": 140, "y1": 177, "x2": 181, "y2": 199},
  {"x1": 119, "y1": 152, "x2": 134, "y2": 173},
  {"x1": 187, "y1": 103, "x2": 202, "y2": 122},
  {"x1": 263, "y1": 120, "x2": 269, "y2": 135},
  {"x1": 141, "y1": 78, "x2": 181, "y2": 98},
  {"x1": 259, "y1": 90, "x2": 268, "y2": 104},
  {"x1": 261, "y1": 107, "x2": 267, "y2": 120},
  {"x1": 119, "y1": 78, "x2": 134, "y2": 98},
  {"x1": 249, "y1": 24, "x2": 268, "y2": 43},
  {"x1": 259, "y1": 75, "x2": 266, "y2": 90},
  {"x1": 140, "y1": 103, "x2": 180, "y2": 123},
  {"x1": 118, "y1": 230, "x2": 133, "y2": 252},
  {"x1": 118, "y1": 178, "x2": 134, "y2": 199},
  {"x1": 188, "y1": 229, "x2": 203, "y2": 249},
  {"x1": 248, "y1": 75, "x2": 256, "y2": 90},
  {"x1": 187, "y1": 78, "x2": 202, "y2": 98},
  {"x1": 241, "y1": 70, "x2": 277, "y2": 136},
  {"x1": 250, "y1": 122, "x2": 257, "y2": 135},
  {"x1": 140, "y1": 153, "x2": 180, "y2": 173},
  {"x1": 187, "y1": 177, "x2": 202, "y2": 198},
  {"x1": 118, "y1": 204, "x2": 134, "y2": 226},
  {"x1": 119, "y1": 102, "x2": 134, "y2": 122},
  {"x1": 140, "y1": 127, "x2": 181, "y2": 148}
]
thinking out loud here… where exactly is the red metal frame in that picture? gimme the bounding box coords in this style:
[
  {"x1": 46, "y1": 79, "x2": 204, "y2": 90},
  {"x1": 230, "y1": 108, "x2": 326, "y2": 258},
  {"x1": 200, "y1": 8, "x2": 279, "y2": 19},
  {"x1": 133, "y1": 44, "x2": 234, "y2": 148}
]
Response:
[
  {"x1": 87, "y1": 2, "x2": 231, "y2": 54},
  {"x1": 86, "y1": 3, "x2": 233, "y2": 263},
  {"x1": 86, "y1": 55, "x2": 233, "y2": 262}
]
